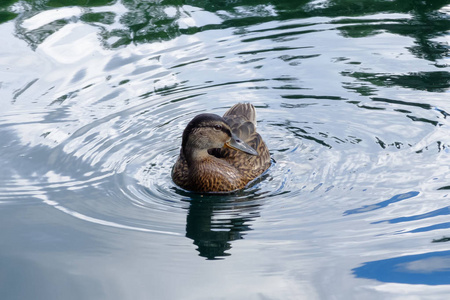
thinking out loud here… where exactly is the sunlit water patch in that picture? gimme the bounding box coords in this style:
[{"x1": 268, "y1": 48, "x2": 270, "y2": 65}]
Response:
[{"x1": 1, "y1": 0, "x2": 450, "y2": 299}]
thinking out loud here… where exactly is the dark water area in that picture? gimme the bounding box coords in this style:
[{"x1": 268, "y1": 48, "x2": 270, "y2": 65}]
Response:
[{"x1": 1, "y1": 0, "x2": 450, "y2": 299}]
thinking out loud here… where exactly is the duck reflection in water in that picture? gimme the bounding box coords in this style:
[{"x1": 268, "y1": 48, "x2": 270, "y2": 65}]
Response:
[{"x1": 185, "y1": 194, "x2": 262, "y2": 260}]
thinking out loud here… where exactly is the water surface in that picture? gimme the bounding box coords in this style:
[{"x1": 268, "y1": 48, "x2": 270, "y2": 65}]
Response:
[{"x1": 1, "y1": 0, "x2": 450, "y2": 299}]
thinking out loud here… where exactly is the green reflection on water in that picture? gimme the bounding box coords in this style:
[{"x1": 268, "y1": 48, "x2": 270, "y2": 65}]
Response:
[
  {"x1": 3, "y1": 0, "x2": 449, "y2": 50},
  {"x1": 45, "y1": 0, "x2": 114, "y2": 7},
  {"x1": 0, "y1": 0, "x2": 18, "y2": 23},
  {"x1": 2, "y1": 0, "x2": 449, "y2": 94}
]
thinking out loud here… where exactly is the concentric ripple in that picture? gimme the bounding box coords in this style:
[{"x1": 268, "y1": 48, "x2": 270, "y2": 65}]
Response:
[{"x1": 33, "y1": 91, "x2": 296, "y2": 238}]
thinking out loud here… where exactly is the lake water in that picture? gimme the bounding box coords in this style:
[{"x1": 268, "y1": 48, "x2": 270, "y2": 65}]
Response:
[{"x1": 1, "y1": 0, "x2": 450, "y2": 299}]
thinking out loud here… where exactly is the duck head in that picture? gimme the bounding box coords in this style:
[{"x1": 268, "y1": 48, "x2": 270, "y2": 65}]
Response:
[{"x1": 181, "y1": 113, "x2": 257, "y2": 163}]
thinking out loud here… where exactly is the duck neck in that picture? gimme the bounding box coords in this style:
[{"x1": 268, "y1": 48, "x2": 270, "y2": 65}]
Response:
[{"x1": 183, "y1": 147, "x2": 210, "y2": 167}]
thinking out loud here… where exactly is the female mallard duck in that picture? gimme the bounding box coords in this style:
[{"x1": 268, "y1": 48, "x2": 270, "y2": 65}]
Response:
[{"x1": 172, "y1": 103, "x2": 270, "y2": 192}]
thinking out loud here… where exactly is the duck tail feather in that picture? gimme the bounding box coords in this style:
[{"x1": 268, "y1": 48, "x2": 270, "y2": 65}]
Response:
[{"x1": 223, "y1": 103, "x2": 256, "y2": 124}]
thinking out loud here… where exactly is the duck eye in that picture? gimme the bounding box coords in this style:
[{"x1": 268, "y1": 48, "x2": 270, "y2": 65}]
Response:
[{"x1": 213, "y1": 125, "x2": 222, "y2": 131}]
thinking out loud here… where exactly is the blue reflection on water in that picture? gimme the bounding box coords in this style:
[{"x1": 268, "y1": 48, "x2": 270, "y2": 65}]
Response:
[
  {"x1": 343, "y1": 191, "x2": 420, "y2": 216},
  {"x1": 373, "y1": 206, "x2": 450, "y2": 224},
  {"x1": 410, "y1": 222, "x2": 450, "y2": 233},
  {"x1": 370, "y1": 203, "x2": 450, "y2": 234},
  {"x1": 353, "y1": 250, "x2": 450, "y2": 285}
]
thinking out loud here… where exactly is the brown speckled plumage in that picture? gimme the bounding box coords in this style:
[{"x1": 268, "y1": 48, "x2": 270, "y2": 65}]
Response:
[{"x1": 172, "y1": 103, "x2": 270, "y2": 192}]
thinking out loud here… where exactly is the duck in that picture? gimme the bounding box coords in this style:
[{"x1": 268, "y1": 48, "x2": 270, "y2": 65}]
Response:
[{"x1": 172, "y1": 103, "x2": 271, "y2": 193}]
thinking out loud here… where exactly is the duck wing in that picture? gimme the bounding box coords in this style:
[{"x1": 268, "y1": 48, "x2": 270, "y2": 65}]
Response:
[{"x1": 222, "y1": 103, "x2": 271, "y2": 180}]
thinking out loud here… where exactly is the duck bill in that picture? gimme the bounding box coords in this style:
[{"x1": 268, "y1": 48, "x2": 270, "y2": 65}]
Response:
[{"x1": 225, "y1": 134, "x2": 258, "y2": 156}]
